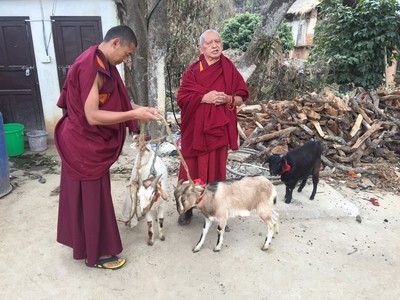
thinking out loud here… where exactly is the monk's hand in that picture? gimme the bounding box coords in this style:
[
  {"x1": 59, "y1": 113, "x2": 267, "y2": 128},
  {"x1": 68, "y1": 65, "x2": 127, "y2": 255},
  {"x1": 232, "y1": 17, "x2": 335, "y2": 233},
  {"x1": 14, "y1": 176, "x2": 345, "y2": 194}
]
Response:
[
  {"x1": 202, "y1": 91, "x2": 228, "y2": 105},
  {"x1": 132, "y1": 106, "x2": 162, "y2": 121}
]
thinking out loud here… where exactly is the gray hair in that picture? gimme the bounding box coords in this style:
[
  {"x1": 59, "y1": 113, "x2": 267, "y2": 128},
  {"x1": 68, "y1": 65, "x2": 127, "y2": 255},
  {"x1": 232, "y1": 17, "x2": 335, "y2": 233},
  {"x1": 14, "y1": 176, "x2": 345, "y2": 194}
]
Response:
[{"x1": 198, "y1": 29, "x2": 221, "y2": 47}]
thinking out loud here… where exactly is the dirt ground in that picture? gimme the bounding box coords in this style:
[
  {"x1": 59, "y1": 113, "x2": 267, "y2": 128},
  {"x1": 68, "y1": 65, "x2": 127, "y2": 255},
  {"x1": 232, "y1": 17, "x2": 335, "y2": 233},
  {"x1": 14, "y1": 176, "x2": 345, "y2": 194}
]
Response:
[{"x1": 1, "y1": 140, "x2": 399, "y2": 300}]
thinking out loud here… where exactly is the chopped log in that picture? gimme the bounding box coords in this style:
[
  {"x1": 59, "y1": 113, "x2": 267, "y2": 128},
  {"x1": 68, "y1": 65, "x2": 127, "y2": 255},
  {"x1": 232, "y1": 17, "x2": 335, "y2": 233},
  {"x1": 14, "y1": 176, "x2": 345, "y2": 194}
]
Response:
[
  {"x1": 350, "y1": 114, "x2": 363, "y2": 137},
  {"x1": 380, "y1": 94, "x2": 400, "y2": 101},
  {"x1": 301, "y1": 92, "x2": 333, "y2": 103},
  {"x1": 310, "y1": 120, "x2": 325, "y2": 137},
  {"x1": 388, "y1": 89, "x2": 400, "y2": 95},
  {"x1": 356, "y1": 108, "x2": 373, "y2": 125},
  {"x1": 323, "y1": 135, "x2": 347, "y2": 145},
  {"x1": 351, "y1": 122, "x2": 382, "y2": 149},
  {"x1": 290, "y1": 112, "x2": 314, "y2": 136},
  {"x1": 333, "y1": 147, "x2": 364, "y2": 163},
  {"x1": 321, "y1": 155, "x2": 383, "y2": 176},
  {"x1": 332, "y1": 96, "x2": 352, "y2": 112},
  {"x1": 237, "y1": 123, "x2": 247, "y2": 141},
  {"x1": 254, "y1": 120, "x2": 264, "y2": 129},
  {"x1": 240, "y1": 105, "x2": 262, "y2": 113},
  {"x1": 369, "y1": 89, "x2": 380, "y2": 108},
  {"x1": 242, "y1": 120, "x2": 277, "y2": 148},
  {"x1": 247, "y1": 127, "x2": 298, "y2": 145},
  {"x1": 332, "y1": 144, "x2": 355, "y2": 153},
  {"x1": 253, "y1": 112, "x2": 267, "y2": 125},
  {"x1": 304, "y1": 109, "x2": 321, "y2": 120}
]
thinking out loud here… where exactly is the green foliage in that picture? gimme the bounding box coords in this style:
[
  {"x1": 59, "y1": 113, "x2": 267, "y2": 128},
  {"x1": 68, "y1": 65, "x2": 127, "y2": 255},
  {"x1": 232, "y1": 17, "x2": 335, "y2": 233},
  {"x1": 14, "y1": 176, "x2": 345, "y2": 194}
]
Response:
[
  {"x1": 278, "y1": 22, "x2": 294, "y2": 51},
  {"x1": 311, "y1": 0, "x2": 400, "y2": 89},
  {"x1": 221, "y1": 13, "x2": 261, "y2": 51},
  {"x1": 221, "y1": 13, "x2": 294, "y2": 53}
]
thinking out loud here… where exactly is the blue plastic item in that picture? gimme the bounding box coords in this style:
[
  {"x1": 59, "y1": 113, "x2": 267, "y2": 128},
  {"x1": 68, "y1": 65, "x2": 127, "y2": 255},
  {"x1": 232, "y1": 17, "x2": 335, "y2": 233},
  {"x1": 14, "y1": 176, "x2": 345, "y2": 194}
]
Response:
[{"x1": 0, "y1": 112, "x2": 12, "y2": 197}]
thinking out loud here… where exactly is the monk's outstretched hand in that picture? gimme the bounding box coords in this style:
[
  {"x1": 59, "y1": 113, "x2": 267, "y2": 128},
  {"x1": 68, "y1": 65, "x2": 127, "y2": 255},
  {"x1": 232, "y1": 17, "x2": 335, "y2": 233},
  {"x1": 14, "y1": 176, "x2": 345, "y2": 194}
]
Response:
[{"x1": 132, "y1": 106, "x2": 162, "y2": 121}]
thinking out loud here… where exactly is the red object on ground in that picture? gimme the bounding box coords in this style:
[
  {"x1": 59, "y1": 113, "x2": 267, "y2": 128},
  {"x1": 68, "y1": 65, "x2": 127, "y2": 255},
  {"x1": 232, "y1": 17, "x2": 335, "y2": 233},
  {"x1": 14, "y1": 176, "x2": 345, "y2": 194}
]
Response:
[{"x1": 369, "y1": 197, "x2": 380, "y2": 206}]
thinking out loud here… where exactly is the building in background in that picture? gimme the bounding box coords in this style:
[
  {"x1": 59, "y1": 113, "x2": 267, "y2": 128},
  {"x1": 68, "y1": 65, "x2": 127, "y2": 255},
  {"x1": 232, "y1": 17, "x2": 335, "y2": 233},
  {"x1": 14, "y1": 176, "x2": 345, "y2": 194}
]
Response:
[{"x1": 0, "y1": 0, "x2": 120, "y2": 138}]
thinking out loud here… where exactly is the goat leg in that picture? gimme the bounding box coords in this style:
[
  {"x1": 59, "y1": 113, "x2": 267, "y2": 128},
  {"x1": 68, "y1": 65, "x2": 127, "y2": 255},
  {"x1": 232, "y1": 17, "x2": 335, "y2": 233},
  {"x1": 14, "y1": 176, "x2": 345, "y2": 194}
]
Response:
[
  {"x1": 310, "y1": 163, "x2": 321, "y2": 200},
  {"x1": 310, "y1": 173, "x2": 319, "y2": 200},
  {"x1": 284, "y1": 186, "x2": 294, "y2": 204},
  {"x1": 214, "y1": 220, "x2": 228, "y2": 252},
  {"x1": 193, "y1": 218, "x2": 212, "y2": 253},
  {"x1": 157, "y1": 206, "x2": 165, "y2": 241},
  {"x1": 147, "y1": 220, "x2": 154, "y2": 246},
  {"x1": 297, "y1": 177, "x2": 308, "y2": 192},
  {"x1": 158, "y1": 218, "x2": 165, "y2": 241},
  {"x1": 272, "y1": 210, "x2": 280, "y2": 235},
  {"x1": 261, "y1": 215, "x2": 277, "y2": 251}
]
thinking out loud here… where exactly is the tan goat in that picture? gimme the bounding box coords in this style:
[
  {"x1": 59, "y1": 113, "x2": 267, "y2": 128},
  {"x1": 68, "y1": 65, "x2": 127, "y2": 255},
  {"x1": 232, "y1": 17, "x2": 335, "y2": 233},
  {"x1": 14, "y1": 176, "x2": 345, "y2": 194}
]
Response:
[{"x1": 174, "y1": 176, "x2": 279, "y2": 252}]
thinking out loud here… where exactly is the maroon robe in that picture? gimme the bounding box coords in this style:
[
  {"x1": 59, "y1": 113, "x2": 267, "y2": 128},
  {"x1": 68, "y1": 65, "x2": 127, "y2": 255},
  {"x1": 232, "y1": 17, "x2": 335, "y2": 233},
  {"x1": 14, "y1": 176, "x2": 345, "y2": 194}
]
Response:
[
  {"x1": 177, "y1": 53, "x2": 249, "y2": 183},
  {"x1": 54, "y1": 46, "x2": 135, "y2": 265}
]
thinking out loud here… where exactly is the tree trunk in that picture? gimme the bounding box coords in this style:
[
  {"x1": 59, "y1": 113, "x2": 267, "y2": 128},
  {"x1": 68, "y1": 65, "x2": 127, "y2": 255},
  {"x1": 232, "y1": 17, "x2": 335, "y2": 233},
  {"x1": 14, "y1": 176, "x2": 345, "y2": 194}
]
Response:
[
  {"x1": 147, "y1": 0, "x2": 168, "y2": 137},
  {"x1": 115, "y1": 0, "x2": 168, "y2": 138},
  {"x1": 115, "y1": 0, "x2": 148, "y2": 106},
  {"x1": 147, "y1": 0, "x2": 168, "y2": 111},
  {"x1": 237, "y1": 0, "x2": 296, "y2": 81}
]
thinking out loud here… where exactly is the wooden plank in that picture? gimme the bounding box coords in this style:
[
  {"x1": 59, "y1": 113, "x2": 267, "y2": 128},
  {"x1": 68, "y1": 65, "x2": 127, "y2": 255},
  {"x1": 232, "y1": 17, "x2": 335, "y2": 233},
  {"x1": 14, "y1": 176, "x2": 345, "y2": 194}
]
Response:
[
  {"x1": 350, "y1": 114, "x2": 363, "y2": 137},
  {"x1": 310, "y1": 120, "x2": 325, "y2": 137},
  {"x1": 351, "y1": 122, "x2": 382, "y2": 149}
]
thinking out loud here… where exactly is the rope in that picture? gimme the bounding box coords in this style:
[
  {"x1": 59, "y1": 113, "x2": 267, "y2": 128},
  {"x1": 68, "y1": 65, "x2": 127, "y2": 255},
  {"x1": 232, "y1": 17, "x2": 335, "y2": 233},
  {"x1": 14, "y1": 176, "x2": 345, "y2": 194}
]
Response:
[
  {"x1": 157, "y1": 115, "x2": 195, "y2": 187},
  {"x1": 124, "y1": 115, "x2": 199, "y2": 226}
]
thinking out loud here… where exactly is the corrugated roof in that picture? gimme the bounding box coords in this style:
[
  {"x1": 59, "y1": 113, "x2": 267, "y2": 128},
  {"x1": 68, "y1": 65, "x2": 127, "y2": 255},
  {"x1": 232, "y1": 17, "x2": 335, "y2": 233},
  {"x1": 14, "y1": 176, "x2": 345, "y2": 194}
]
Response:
[{"x1": 287, "y1": 0, "x2": 320, "y2": 15}]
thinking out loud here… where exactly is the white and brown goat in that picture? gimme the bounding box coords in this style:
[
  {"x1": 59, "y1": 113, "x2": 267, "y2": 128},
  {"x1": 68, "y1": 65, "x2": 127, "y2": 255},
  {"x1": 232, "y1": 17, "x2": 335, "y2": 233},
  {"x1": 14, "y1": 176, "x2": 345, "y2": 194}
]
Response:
[
  {"x1": 122, "y1": 141, "x2": 169, "y2": 246},
  {"x1": 137, "y1": 173, "x2": 168, "y2": 245},
  {"x1": 174, "y1": 176, "x2": 279, "y2": 252}
]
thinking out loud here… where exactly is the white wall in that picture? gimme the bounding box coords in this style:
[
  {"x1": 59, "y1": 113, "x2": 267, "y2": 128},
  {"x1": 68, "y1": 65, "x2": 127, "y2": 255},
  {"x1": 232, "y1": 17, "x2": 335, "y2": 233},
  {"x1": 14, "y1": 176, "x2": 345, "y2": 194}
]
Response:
[{"x1": 0, "y1": 0, "x2": 119, "y2": 133}]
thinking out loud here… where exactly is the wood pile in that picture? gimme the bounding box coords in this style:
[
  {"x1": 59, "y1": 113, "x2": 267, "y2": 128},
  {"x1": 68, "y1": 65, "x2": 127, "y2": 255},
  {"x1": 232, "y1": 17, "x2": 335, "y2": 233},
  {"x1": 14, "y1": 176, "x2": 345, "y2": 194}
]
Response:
[{"x1": 237, "y1": 87, "x2": 400, "y2": 193}]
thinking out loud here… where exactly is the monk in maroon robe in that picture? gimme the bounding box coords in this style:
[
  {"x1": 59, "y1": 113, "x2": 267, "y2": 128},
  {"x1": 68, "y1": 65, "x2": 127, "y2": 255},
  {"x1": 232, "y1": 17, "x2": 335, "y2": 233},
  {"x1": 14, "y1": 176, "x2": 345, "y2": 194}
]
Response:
[
  {"x1": 54, "y1": 25, "x2": 160, "y2": 270},
  {"x1": 176, "y1": 29, "x2": 249, "y2": 225}
]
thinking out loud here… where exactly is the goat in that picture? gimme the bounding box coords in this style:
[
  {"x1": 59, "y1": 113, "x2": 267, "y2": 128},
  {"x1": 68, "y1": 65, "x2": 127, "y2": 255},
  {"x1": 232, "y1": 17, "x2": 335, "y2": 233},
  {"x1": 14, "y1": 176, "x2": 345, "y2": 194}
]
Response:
[
  {"x1": 174, "y1": 176, "x2": 279, "y2": 253},
  {"x1": 137, "y1": 173, "x2": 169, "y2": 245},
  {"x1": 121, "y1": 141, "x2": 169, "y2": 246},
  {"x1": 267, "y1": 139, "x2": 323, "y2": 204}
]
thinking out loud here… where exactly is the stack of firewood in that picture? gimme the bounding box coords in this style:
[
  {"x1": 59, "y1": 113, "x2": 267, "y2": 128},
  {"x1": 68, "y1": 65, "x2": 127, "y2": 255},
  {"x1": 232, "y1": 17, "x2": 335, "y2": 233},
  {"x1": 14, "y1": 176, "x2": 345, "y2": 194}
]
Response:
[{"x1": 237, "y1": 87, "x2": 400, "y2": 193}]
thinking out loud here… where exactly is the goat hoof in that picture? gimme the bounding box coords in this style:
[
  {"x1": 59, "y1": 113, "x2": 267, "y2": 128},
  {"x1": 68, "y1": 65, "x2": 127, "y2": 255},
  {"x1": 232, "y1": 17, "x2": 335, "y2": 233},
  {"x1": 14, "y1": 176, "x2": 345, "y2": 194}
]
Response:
[
  {"x1": 284, "y1": 199, "x2": 292, "y2": 204},
  {"x1": 309, "y1": 197, "x2": 315, "y2": 200},
  {"x1": 213, "y1": 248, "x2": 221, "y2": 253},
  {"x1": 261, "y1": 247, "x2": 269, "y2": 251},
  {"x1": 148, "y1": 241, "x2": 154, "y2": 246},
  {"x1": 160, "y1": 236, "x2": 165, "y2": 241},
  {"x1": 192, "y1": 248, "x2": 200, "y2": 253}
]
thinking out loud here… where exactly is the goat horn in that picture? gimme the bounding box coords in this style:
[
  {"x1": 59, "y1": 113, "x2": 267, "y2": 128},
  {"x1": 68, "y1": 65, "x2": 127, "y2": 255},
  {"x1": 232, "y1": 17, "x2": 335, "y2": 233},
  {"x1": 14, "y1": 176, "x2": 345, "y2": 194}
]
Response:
[{"x1": 150, "y1": 174, "x2": 162, "y2": 189}]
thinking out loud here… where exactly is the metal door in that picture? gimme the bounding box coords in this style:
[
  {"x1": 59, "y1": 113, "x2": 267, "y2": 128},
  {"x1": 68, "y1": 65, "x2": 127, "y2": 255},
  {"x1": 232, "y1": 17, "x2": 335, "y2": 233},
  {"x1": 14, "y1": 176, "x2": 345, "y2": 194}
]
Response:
[
  {"x1": 51, "y1": 16, "x2": 103, "y2": 90},
  {"x1": 0, "y1": 17, "x2": 45, "y2": 131}
]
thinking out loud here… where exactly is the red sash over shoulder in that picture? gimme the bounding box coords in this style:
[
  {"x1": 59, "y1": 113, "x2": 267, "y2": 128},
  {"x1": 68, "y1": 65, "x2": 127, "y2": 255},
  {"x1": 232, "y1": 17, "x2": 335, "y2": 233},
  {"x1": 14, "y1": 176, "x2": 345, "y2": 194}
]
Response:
[
  {"x1": 54, "y1": 46, "x2": 136, "y2": 180},
  {"x1": 177, "y1": 53, "x2": 249, "y2": 158}
]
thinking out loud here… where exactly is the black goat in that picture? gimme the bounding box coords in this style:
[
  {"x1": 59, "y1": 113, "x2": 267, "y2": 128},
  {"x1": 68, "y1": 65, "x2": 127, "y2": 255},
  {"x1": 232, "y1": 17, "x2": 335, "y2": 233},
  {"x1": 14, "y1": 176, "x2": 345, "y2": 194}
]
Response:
[{"x1": 268, "y1": 140, "x2": 323, "y2": 204}]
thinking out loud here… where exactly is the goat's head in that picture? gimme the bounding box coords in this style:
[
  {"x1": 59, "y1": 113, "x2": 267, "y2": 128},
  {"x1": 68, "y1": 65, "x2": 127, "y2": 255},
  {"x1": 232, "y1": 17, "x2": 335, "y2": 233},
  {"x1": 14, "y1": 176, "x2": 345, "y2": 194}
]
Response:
[
  {"x1": 267, "y1": 154, "x2": 286, "y2": 176},
  {"x1": 174, "y1": 180, "x2": 204, "y2": 214},
  {"x1": 137, "y1": 173, "x2": 166, "y2": 216}
]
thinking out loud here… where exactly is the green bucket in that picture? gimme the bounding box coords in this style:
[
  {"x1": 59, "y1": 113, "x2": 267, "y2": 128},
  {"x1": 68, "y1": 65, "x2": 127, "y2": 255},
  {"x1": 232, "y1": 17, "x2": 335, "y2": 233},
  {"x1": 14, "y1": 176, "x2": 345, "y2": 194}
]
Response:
[{"x1": 4, "y1": 123, "x2": 25, "y2": 157}]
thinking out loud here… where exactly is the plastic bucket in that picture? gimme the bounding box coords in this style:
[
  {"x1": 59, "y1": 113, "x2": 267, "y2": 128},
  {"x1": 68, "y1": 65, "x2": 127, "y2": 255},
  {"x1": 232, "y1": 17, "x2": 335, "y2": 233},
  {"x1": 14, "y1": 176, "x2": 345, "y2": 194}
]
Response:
[
  {"x1": 4, "y1": 123, "x2": 25, "y2": 157},
  {"x1": 26, "y1": 130, "x2": 48, "y2": 152},
  {"x1": 0, "y1": 113, "x2": 12, "y2": 197}
]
